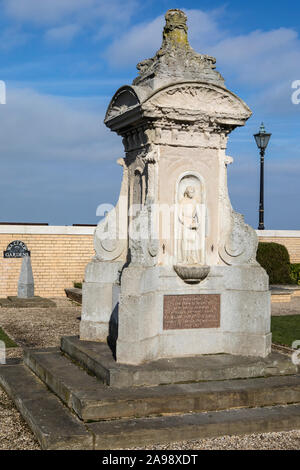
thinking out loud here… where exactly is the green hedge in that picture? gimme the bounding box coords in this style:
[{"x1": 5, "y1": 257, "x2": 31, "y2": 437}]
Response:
[
  {"x1": 257, "y1": 242, "x2": 296, "y2": 285},
  {"x1": 290, "y1": 264, "x2": 300, "y2": 285}
]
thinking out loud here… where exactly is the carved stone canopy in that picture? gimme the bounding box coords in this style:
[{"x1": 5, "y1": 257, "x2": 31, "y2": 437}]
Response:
[
  {"x1": 104, "y1": 82, "x2": 252, "y2": 134},
  {"x1": 104, "y1": 9, "x2": 251, "y2": 135}
]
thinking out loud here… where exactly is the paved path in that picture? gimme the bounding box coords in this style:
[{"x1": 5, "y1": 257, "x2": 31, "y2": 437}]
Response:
[{"x1": 272, "y1": 297, "x2": 300, "y2": 316}]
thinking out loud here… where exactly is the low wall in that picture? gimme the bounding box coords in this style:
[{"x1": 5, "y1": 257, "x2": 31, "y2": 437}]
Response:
[
  {"x1": 257, "y1": 231, "x2": 300, "y2": 264},
  {"x1": 0, "y1": 226, "x2": 299, "y2": 298},
  {"x1": 0, "y1": 225, "x2": 95, "y2": 298}
]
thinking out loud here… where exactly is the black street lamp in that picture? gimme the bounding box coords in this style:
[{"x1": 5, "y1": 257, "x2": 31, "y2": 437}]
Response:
[{"x1": 254, "y1": 123, "x2": 272, "y2": 230}]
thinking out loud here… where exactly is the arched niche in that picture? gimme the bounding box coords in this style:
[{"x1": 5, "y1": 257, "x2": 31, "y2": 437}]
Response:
[{"x1": 175, "y1": 172, "x2": 206, "y2": 266}]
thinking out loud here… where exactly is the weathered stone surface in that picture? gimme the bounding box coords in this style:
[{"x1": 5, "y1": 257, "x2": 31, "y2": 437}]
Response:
[
  {"x1": 0, "y1": 364, "x2": 93, "y2": 450},
  {"x1": 1, "y1": 355, "x2": 300, "y2": 449},
  {"x1": 80, "y1": 260, "x2": 123, "y2": 342},
  {"x1": 89, "y1": 404, "x2": 300, "y2": 449},
  {"x1": 75, "y1": 6, "x2": 273, "y2": 366},
  {"x1": 65, "y1": 287, "x2": 82, "y2": 304},
  {"x1": 80, "y1": 9, "x2": 270, "y2": 363},
  {"x1": 24, "y1": 348, "x2": 103, "y2": 409},
  {"x1": 24, "y1": 347, "x2": 300, "y2": 423},
  {"x1": 133, "y1": 9, "x2": 225, "y2": 90},
  {"x1": 18, "y1": 256, "x2": 34, "y2": 298},
  {"x1": 61, "y1": 336, "x2": 298, "y2": 388}
]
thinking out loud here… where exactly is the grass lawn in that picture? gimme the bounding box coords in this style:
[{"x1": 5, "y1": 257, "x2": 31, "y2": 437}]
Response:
[
  {"x1": 0, "y1": 327, "x2": 17, "y2": 348},
  {"x1": 271, "y1": 315, "x2": 300, "y2": 348}
]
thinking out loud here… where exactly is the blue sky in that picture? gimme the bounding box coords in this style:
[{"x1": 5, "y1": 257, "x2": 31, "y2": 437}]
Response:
[{"x1": 0, "y1": 0, "x2": 299, "y2": 229}]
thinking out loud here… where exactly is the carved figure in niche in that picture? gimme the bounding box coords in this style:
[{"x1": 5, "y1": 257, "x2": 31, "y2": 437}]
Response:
[{"x1": 177, "y1": 185, "x2": 202, "y2": 265}]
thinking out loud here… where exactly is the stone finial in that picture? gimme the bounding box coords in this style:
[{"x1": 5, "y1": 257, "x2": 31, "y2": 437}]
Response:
[
  {"x1": 133, "y1": 9, "x2": 224, "y2": 89},
  {"x1": 162, "y1": 9, "x2": 189, "y2": 48}
]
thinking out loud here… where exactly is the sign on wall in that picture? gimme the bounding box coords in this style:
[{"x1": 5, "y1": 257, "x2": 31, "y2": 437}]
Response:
[{"x1": 3, "y1": 241, "x2": 30, "y2": 259}]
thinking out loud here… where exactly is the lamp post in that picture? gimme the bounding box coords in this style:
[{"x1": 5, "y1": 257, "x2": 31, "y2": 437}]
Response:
[{"x1": 254, "y1": 123, "x2": 272, "y2": 230}]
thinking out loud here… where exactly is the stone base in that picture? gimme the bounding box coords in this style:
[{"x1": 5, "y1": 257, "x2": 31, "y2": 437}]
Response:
[
  {"x1": 115, "y1": 264, "x2": 271, "y2": 364},
  {"x1": 61, "y1": 336, "x2": 294, "y2": 388},
  {"x1": 223, "y1": 332, "x2": 272, "y2": 357},
  {"x1": 80, "y1": 259, "x2": 123, "y2": 343},
  {"x1": 0, "y1": 296, "x2": 56, "y2": 308},
  {"x1": 79, "y1": 260, "x2": 271, "y2": 365},
  {"x1": 0, "y1": 339, "x2": 299, "y2": 449},
  {"x1": 65, "y1": 288, "x2": 82, "y2": 304},
  {"x1": 18, "y1": 283, "x2": 34, "y2": 299}
]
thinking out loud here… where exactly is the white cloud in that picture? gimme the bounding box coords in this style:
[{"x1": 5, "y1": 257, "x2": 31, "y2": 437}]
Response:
[
  {"x1": 106, "y1": 8, "x2": 224, "y2": 68},
  {"x1": 249, "y1": 80, "x2": 300, "y2": 115},
  {"x1": 0, "y1": 87, "x2": 121, "y2": 162},
  {"x1": 45, "y1": 24, "x2": 81, "y2": 45},
  {"x1": 106, "y1": 15, "x2": 164, "y2": 67},
  {"x1": 2, "y1": 0, "x2": 95, "y2": 25},
  {"x1": 105, "y1": 7, "x2": 300, "y2": 118},
  {"x1": 1, "y1": 0, "x2": 137, "y2": 28},
  {"x1": 0, "y1": 27, "x2": 31, "y2": 51},
  {"x1": 208, "y1": 28, "x2": 300, "y2": 86},
  {"x1": 185, "y1": 8, "x2": 225, "y2": 48},
  {"x1": 1, "y1": 0, "x2": 138, "y2": 46}
]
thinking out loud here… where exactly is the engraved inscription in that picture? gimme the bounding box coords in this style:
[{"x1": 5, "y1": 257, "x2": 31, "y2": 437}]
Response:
[{"x1": 163, "y1": 294, "x2": 220, "y2": 330}]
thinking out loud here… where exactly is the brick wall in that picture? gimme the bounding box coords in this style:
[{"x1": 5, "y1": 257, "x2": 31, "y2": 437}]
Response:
[
  {"x1": 1, "y1": 226, "x2": 300, "y2": 298},
  {"x1": 257, "y1": 231, "x2": 300, "y2": 264},
  {"x1": 0, "y1": 226, "x2": 95, "y2": 298}
]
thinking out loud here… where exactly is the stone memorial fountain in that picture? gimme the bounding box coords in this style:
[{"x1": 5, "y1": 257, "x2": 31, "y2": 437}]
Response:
[
  {"x1": 2, "y1": 11, "x2": 299, "y2": 451},
  {"x1": 81, "y1": 9, "x2": 271, "y2": 365}
]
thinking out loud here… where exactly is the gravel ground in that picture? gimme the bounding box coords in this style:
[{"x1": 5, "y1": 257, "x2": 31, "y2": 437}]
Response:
[
  {"x1": 132, "y1": 430, "x2": 300, "y2": 450},
  {"x1": 0, "y1": 297, "x2": 300, "y2": 451},
  {"x1": 0, "y1": 298, "x2": 81, "y2": 450}
]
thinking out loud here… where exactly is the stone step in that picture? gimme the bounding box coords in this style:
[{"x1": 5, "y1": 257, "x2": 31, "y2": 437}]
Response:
[
  {"x1": 2, "y1": 361, "x2": 300, "y2": 450},
  {"x1": 88, "y1": 404, "x2": 300, "y2": 449},
  {"x1": 24, "y1": 347, "x2": 300, "y2": 422},
  {"x1": 64, "y1": 288, "x2": 82, "y2": 304},
  {"x1": 0, "y1": 363, "x2": 93, "y2": 450},
  {"x1": 61, "y1": 335, "x2": 299, "y2": 388}
]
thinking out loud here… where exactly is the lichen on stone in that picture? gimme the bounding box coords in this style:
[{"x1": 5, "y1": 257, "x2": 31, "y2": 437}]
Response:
[{"x1": 133, "y1": 9, "x2": 225, "y2": 89}]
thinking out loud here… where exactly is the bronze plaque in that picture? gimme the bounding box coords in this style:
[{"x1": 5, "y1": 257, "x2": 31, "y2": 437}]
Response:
[{"x1": 163, "y1": 294, "x2": 220, "y2": 330}]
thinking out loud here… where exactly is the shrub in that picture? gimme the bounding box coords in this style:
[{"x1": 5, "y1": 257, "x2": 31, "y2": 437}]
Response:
[
  {"x1": 290, "y1": 264, "x2": 300, "y2": 285},
  {"x1": 256, "y1": 242, "x2": 296, "y2": 285},
  {"x1": 73, "y1": 282, "x2": 82, "y2": 289}
]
